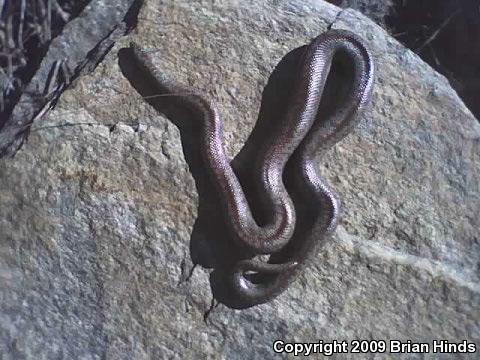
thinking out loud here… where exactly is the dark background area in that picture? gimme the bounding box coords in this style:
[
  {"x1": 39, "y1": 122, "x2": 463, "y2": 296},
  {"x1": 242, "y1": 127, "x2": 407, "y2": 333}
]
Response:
[{"x1": 329, "y1": 0, "x2": 480, "y2": 120}]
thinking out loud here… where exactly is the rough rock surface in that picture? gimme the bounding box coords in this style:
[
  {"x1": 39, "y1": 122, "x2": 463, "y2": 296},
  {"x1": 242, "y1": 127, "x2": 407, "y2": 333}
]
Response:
[
  {"x1": 1, "y1": 0, "x2": 479, "y2": 359},
  {"x1": 328, "y1": 0, "x2": 394, "y2": 25}
]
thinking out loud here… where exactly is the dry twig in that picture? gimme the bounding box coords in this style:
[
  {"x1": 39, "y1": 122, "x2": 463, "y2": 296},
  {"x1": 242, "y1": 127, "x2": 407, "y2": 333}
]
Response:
[{"x1": 415, "y1": 9, "x2": 461, "y2": 52}]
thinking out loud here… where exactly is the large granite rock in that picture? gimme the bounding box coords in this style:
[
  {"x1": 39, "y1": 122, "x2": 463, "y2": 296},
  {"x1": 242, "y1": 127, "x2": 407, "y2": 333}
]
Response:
[{"x1": 1, "y1": 0, "x2": 479, "y2": 359}]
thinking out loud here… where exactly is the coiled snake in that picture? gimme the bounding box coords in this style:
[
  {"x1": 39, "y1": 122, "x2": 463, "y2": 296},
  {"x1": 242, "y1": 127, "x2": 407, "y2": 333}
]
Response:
[{"x1": 130, "y1": 29, "x2": 374, "y2": 306}]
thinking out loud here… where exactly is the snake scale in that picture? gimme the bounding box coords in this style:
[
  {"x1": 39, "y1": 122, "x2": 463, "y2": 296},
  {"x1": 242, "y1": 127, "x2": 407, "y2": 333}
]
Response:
[{"x1": 130, "y1": 29, "x2": 374, "y2": 306}]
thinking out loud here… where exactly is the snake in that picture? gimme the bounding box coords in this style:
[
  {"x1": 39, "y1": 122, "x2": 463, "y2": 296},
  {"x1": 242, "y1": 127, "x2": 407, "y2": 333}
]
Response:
[{"x1": 129, "y1": 29, "x2": 374, "y2": 306}]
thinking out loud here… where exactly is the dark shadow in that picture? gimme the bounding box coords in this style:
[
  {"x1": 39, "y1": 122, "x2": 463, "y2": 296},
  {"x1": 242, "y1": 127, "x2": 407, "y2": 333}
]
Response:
[
  {"x1": 118, "y1": 42, "x2": 355, "y2": 309},
  {"x1": 386, "y1": 0, "x2": 480, "y2": 120},
  {"x1": 118, "y1": 46, "x2": 250, "y2": 279}
]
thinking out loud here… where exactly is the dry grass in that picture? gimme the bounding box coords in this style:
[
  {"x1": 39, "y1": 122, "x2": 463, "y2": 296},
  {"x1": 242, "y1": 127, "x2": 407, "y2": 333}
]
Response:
[{"x1": 0, "y1": 0, "x2": 84, "y2": 119}]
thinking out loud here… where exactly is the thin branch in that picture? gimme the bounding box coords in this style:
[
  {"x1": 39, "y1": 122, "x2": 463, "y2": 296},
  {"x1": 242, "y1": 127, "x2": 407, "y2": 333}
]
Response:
[
  {"x1": 29, "y1": 121, "x2": 141, "y2": 132},
  {"x1": 142, "y1": 92, "x2": 198, "y2": 99},
  {"x1": 4, "y1": 1, "x2": 14, "y2": 48},
  {"x1": 415, "y1": 9, "x2": 461, "y2": 53},
  {"x1": 18, "y1": 0, "x2": 26, "y2": 49},
  {"x1": 52, "y1": 0, "x2": 70, "y2": 22},
  {"x1": 427, "y1": 43, "x2": 441, "y2": 68},
  {"x1": 46, "y1": 0, "x2": 52, "y2": 42}
]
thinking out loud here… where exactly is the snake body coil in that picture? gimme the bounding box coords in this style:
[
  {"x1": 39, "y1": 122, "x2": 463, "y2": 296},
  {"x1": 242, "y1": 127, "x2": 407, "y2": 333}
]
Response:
[{"x1": 131, "y1": 29, "x2": 374, "y2": 306}]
